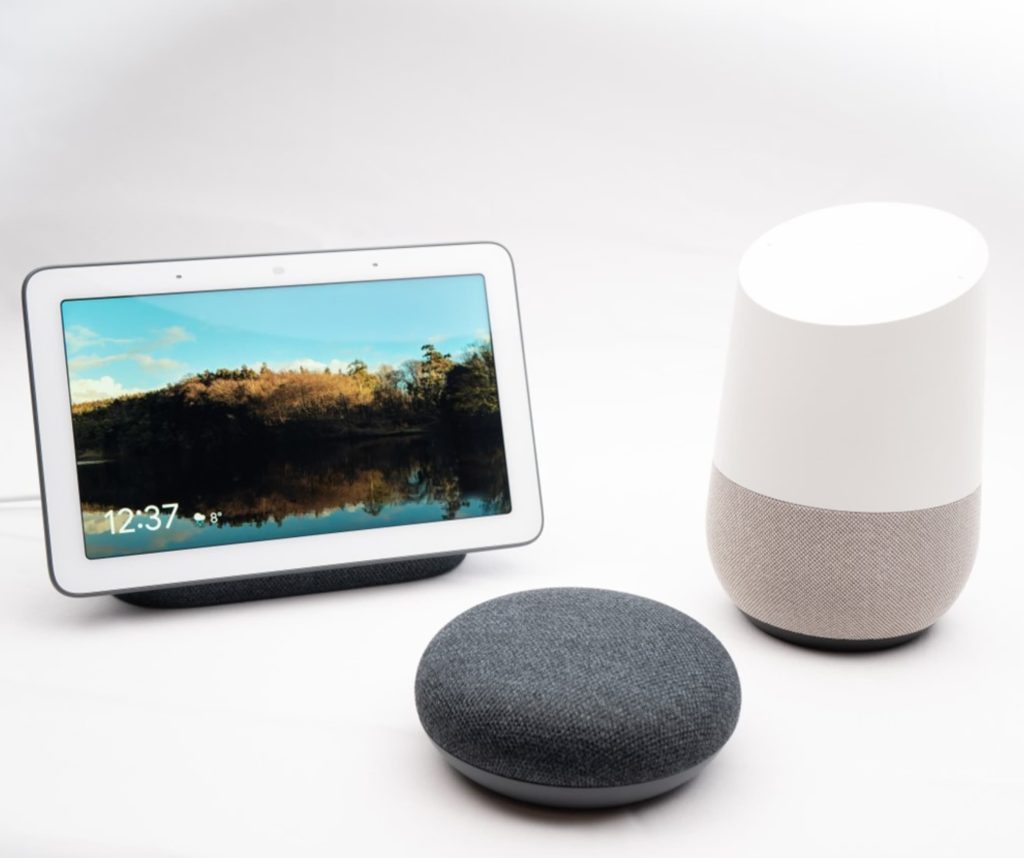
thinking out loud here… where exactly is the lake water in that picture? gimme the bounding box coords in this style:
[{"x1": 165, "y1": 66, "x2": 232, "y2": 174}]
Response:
[{"x1": 76, "y1": 433, "x2": 511, "y2": 559}]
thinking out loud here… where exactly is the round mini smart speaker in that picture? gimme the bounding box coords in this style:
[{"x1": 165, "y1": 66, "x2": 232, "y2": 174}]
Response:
[
  {"x1": 414, "y1": 588, "x2": 741, "y2": 808},
  {"x1": 708, "y1": 202, "x2": 986, "y2": 650}
]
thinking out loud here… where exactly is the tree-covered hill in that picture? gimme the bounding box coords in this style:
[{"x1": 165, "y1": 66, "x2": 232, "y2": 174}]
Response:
[{"x1": 72, "y1": 343, "x2": 501, "y2": 458}]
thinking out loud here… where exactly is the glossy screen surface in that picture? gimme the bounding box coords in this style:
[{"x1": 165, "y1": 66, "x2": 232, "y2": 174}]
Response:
[{"x1": 61, "y1": 275, "x2": 510, "y2": 559}]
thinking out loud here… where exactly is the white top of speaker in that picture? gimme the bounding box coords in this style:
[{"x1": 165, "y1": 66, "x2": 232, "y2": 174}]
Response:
[
  {"x1": 715, "y1": 202, "x2": 987, "y2": 513},
  {"x1": 738, "y1": 202, "x2": 988, "y2": 326}
]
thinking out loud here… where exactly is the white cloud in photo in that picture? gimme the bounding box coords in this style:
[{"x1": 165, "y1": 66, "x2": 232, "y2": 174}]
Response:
[
  {"x1": 70, "y1": 375, "x2": 142, "y2": 405},
  {"x1": 64, "y1": 325, "x2": 101, "y2": 352},
  {"x1": 278, "y1": 357, "x2": 329, "y2": 373},
  {"x1": 68, "y1": 354, "x2": 120, "y2": 371},
  {"x1": 64, "y1": 325, "x2": 135, "y2": 352},
  {"x1": 65, "y1": 324, "x2": 193, "y2": 360},
  {"x1": 68, "y1": 352, "x2": 184, "y2": 373},
  {"x1": 152, "y1": 325, "x2": 194, "y2": 348},
  {"x1": 276, "y1": 358, "x2": 387, "y2": 374},
  {"x1": 133, "y1": 353, "x2": 184, "y2": 371}
]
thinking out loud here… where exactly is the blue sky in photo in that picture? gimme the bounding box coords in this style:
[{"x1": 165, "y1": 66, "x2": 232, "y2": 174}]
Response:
[{"x1": 61, "y1": 275, "x2": 491, "y2": 404}]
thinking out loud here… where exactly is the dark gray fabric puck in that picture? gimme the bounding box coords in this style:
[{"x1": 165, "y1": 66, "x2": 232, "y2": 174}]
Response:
[{"x1": 414, "y1": 588, "x2": 741, "y2": 808}]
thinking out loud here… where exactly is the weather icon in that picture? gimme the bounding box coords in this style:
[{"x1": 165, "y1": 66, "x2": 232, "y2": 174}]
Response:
[{"x1": 191, "y1": 511, "x2": 222, "y2": 527}]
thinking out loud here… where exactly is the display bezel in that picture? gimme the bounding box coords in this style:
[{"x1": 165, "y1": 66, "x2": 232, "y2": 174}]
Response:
[{"x1": 24, "y1": 243, "x2": 542, "y2": 596}]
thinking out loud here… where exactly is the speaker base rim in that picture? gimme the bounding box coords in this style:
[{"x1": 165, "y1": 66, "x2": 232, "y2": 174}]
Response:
[
  {"x1": 436, "y1": 745, "x2": 709, "y2": 809},
  {"x1": 741, "y1": 612, "x2": 929, "y2": 652}
]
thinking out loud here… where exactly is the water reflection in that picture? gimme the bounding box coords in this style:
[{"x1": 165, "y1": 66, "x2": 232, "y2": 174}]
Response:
[{"x1": 76, "y1": 434, "x2": 511, "y2": 558}]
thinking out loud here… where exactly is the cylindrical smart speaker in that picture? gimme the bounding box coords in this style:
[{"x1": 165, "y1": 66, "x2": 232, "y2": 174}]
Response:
[{"x1": 707, "y1": 202, "x2": 986, "y2": 650}]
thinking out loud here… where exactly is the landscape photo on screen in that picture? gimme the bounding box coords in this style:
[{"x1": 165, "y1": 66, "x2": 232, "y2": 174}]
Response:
[{"x1": 62, "y1": 275, "x2": 511, "y2": 559}]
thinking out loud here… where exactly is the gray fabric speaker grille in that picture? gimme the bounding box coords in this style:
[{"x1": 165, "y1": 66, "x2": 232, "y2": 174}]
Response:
[
  {"x1": 116, "y1": 554, "x2": 465, "y2": 608},
  {"x1": 415, "y1": 588, "x2": 741, "y2": 789},
  {"x1": 707, "y1": 467, "x2": 980, "y2": 640}
]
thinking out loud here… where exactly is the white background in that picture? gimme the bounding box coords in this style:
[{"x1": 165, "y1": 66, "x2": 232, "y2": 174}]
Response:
[{"x1": 1, "y1": 1, "x2": 1022, "y2": 856}]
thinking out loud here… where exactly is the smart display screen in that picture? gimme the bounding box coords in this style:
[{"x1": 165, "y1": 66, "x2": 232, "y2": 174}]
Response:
[{"x1": 61, "y1": 275, "x2": 510, "y2": 559}]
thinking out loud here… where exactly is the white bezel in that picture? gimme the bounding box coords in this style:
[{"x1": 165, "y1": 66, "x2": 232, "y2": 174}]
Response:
[{"x1": 24, "y1": 242, "x2": 543, "y2": 596}]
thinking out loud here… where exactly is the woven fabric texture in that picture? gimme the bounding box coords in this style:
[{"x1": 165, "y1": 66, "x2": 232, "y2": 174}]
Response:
[
  {"x1": 707, "y1": 467, "x2": 980, "y2": 640},
  {"x1": 116, "y1": 554, "x2": 465, "y2": 608},
  {"x1": 415, "y1": 588, "x2": 741, "y2": 789}
]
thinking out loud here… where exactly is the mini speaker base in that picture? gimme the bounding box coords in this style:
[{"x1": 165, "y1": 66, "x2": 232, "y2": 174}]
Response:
[
  {"x1": 742, "y1": 612, "x2": 928, "y2": 652},
  {"x1": 114, "y1": 554, "x2": 466, "y2": 609},
  {"x1": 438, "y1": 746, "x2": 709, "y2": 809}
]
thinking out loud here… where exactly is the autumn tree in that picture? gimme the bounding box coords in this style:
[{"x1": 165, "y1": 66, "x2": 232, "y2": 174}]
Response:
[
  {"x1": 347, "y1": 358, "x2": 378, "y2": 397},
  {"x1": 408, "y1": 344, "x2": 453, "y2": 412}
]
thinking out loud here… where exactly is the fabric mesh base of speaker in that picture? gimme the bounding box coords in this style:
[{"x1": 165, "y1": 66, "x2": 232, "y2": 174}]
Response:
[
  {"x1": 707, "y1": 467, "x2": 980, "y2": 642},
  {"x1": 115, "y1": 554, "x2": 465, "y2": 608},
  {"x1": 415, "y1": 588, "x2": 741, "y2": 805}
]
